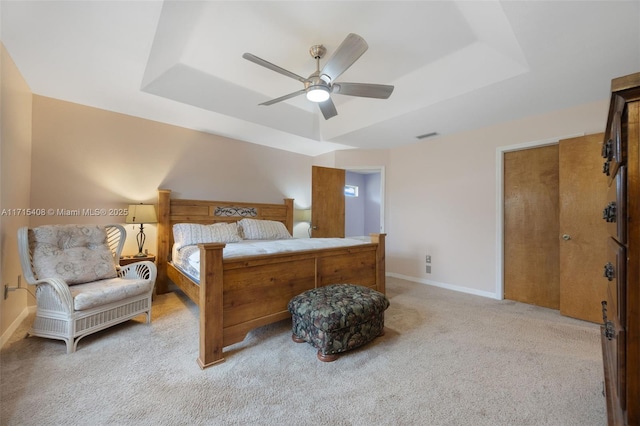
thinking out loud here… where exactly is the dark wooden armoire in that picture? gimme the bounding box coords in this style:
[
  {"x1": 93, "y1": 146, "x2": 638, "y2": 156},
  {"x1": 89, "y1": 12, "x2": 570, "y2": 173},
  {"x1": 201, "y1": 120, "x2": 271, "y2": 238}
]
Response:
[{"x1": 600, "y1": 72, "x2": 640, "y2": 426}]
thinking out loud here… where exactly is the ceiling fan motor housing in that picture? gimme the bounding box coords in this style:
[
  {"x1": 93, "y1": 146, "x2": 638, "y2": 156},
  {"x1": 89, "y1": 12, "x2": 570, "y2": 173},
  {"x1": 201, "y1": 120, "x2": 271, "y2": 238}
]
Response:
[
  {"x1": 305, "y1": 74, "x2": 329, "y2": 90},
  {"x1": 309, "y1": 45, "x2": 326, "y2": 59}
]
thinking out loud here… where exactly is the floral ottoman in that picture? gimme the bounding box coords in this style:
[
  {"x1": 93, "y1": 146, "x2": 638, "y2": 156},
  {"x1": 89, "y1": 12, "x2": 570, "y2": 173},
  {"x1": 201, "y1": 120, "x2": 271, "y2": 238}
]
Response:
[{"x1": 287, "y1": 284, "x2": 390, "y2": 362}]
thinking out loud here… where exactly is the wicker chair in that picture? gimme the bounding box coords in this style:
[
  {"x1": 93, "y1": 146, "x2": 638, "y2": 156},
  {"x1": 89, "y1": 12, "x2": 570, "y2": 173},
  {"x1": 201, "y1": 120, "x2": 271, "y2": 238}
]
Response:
[{"x1": 18, "y1": 224, "x2": 156, "y2": 353}]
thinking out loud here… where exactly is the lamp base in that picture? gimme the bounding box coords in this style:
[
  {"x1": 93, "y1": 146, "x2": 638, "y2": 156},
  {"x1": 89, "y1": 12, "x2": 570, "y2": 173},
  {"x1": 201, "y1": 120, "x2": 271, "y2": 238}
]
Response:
[{"x1": 135, "y1": 224, "x2": 147, "y2": 258}]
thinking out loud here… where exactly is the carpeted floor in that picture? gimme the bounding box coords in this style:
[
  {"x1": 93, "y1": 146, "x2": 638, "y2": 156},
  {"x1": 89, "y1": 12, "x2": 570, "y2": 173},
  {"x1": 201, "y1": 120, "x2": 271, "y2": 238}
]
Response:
[{"x1": 0, "y1": 277, "x2": 606, "y2": 425}]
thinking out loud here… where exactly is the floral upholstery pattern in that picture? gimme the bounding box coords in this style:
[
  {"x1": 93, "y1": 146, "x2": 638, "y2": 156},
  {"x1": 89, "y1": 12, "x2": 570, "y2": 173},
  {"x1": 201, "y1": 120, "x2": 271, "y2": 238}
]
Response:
[
  {"x1": 288, "y1": 284, "x2": 390, "y2": 357},
  {"x1": 30, "y1": 225, "x2": 117, "y2": 285},
  {"x1": 68, "y1": 276, "x2": 153, "y2": 311}
]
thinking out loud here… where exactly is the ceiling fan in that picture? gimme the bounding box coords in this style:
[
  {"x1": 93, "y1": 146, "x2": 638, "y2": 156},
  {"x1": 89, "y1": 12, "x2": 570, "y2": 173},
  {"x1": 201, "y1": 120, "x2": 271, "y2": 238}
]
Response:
[{"x1": 242, "y1": 33, "x2": 394, "y2": 120}]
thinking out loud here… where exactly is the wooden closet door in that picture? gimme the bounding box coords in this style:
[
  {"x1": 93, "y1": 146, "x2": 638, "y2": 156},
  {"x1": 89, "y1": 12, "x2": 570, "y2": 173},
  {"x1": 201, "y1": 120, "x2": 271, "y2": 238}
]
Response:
[
  {"x1": 558, "y1": 133, "x2": 609, "y2": 322},
  {"x1": 504, "y1": 145, "x2": 560, "y2": 309}
]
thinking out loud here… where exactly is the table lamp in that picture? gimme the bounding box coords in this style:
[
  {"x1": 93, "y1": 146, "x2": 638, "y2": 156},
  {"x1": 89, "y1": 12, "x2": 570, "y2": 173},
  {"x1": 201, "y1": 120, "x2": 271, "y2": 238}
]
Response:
[{"x1": 125, "y1": 204, "x2": 158, "y2": 257}]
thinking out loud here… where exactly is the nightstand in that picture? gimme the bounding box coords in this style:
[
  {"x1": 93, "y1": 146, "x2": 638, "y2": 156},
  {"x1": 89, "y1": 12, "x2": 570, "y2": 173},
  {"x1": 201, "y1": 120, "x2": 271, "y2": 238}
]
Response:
[{"x1": 119, "y1": 254, "x2": 156, "y2": 266}]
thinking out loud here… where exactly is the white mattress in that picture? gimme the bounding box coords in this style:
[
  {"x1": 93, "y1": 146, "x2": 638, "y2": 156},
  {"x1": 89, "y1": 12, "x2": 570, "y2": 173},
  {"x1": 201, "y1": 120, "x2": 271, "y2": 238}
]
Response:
[{"x1": 172, "y1": 237, "x2": 371, "y2": 283}]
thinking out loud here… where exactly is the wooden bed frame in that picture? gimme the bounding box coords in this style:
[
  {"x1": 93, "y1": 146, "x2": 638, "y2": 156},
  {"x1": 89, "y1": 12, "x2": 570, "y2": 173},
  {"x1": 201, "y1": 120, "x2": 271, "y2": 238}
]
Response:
[{"x1": 156, "y1": 189, "x2": 386, "y2": 369}]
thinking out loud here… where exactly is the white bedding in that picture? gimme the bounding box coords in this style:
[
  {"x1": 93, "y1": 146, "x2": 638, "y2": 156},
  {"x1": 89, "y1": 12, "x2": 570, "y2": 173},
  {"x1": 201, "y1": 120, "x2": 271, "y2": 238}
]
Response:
[{"x1": 172, "y1": 237, "x2": 371, "y2": 282}]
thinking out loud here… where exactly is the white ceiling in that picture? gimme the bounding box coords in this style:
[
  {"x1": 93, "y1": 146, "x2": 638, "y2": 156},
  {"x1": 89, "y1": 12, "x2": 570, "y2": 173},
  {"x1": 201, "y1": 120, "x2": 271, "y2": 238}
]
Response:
[{"x1": 2, "y1": 1, "x2": 639, "y2": 156}]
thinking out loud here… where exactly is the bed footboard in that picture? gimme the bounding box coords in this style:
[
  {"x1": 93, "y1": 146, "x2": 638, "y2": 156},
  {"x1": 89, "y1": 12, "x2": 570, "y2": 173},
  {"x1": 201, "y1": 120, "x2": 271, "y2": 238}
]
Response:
[{"x1": 195, "y1": 236, "x2": 386, "y2": 368}]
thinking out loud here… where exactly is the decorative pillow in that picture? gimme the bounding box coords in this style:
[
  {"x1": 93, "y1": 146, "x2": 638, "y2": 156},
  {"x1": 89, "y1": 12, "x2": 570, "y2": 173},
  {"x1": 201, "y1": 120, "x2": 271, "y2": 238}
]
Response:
[
  {"x1": 173, "y1": 222, "x2": 242, "y2": 251},
  {"x1": 238, "y1": 218, "x2": 292, "y2": 240},
  {"x1": 30, "y1": 225, "x2": 118, "y2": 285}
]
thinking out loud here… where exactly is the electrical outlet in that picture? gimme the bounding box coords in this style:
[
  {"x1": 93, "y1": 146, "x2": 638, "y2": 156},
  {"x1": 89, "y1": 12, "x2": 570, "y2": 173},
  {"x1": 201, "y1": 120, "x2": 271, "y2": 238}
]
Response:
[
  {"x1": 426, "y1": 265, "x2": 431, "y2": 274},
  {"x1": 426, "y1": 255, "x2": 431, "y2": 264}
]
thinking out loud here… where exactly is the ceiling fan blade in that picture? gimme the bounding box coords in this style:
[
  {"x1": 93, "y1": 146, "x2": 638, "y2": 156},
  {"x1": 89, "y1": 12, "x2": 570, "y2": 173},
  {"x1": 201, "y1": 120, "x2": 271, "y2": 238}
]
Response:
[
  {"x1": 332, "y1": 82, "x2": 394, "y2": 99},
  {"x1": 259, "y1": 89, "x2": 306, "y2": 106},
  {"x1": 243, "y1": 53, "x2": 308, "y2": 83},
  {"x1": 320, "y1": 33, "x2": 368, "y2": 83},
  {"x1": 318, "y1": 98, "x2": 338, "y2": 120}
]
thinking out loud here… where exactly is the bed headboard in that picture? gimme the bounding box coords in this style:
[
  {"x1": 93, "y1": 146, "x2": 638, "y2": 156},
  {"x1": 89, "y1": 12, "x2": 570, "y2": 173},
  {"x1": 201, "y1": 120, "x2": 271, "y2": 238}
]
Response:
[{"x1": 155, "y1": 189, "x2": 294, "y2": 293}]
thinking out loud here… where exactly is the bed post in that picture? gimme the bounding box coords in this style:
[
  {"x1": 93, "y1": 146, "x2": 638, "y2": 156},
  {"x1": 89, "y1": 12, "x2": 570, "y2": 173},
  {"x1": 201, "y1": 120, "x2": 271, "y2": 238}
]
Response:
[
  {"x1": 157, "y1": 189, "x2": 171, "y2": 294},
  {"x1": 197, "y1": 242, "x2": 226, "y2": 369},
  {"x1": 370, "y1": 233, "x2": 386, "y2": 294},
  {"x1": 284, "y1": 198, "x2": 294, "y2": 235}
]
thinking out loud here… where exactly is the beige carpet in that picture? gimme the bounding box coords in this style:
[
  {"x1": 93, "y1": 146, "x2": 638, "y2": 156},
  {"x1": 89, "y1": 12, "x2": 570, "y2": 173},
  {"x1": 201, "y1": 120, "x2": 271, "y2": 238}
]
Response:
[{"x1": 1, "y1": 277, "x2": 605, "y2": 425}]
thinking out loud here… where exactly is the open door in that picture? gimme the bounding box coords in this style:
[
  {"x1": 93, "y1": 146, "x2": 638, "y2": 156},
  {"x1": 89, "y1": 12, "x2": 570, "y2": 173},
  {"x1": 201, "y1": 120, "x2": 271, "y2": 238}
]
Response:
[
  {"x1": 311, "y1": 166, "x2": 345, "y2": 237},
  {"x1": 558, "y1": 133, "x2": 609, "y2": 322}
]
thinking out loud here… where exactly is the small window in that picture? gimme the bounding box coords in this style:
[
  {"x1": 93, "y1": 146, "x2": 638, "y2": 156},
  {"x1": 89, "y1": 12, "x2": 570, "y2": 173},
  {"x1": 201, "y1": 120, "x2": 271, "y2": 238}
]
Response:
[{"x1": 344, "y1": 185, "x2": 359, "y2": 197}]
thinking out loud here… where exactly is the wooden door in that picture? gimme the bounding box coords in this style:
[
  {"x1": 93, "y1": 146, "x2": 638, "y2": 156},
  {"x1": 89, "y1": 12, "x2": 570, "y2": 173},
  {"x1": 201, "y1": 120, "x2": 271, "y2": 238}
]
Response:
[
  {"x1": 311, "y1": 166, "x2": 345, "y2": 238},
  {"x1": 558, "y1": 133, "x2": 609, "y2": 322},
  {"x1": 504, "y1": 145, "x2": 560, "y2": 309}
]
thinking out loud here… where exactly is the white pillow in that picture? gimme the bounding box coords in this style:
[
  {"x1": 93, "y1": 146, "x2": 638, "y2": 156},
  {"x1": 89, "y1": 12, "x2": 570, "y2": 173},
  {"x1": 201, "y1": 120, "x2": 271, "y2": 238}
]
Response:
[
  {"x1": 173, "y1": 222, "x2": 241, "y2": 251},
  {"x1": 238, "y1": 218, "x2": 292, "y2": 240}
]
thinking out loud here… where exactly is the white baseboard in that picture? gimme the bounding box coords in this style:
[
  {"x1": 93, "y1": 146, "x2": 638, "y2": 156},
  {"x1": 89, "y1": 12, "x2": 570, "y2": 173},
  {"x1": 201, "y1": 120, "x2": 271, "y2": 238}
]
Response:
[
  {"x1": 0, "y1": 306, "x2": 34, "y2": 349},
  {"x1": 386, "y1": 272, "x2": 501, "y2": 300}
]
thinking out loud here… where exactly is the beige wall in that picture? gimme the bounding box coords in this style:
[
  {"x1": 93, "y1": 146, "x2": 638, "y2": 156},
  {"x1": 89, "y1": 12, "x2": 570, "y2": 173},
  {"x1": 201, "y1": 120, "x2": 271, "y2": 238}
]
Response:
[
  {"x1": 1, "y1": 44, "x2": 33, "y2": 339},
  {"x1": 30, "y1": 96, "x2": 315, "y2": 256},
  {"x1": 386, "y1": 100, "x2": 609, "y2": 297}
]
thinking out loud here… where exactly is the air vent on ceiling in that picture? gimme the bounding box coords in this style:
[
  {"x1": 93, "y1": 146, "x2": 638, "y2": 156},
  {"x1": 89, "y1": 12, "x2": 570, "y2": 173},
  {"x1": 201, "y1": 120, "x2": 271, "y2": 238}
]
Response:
[{"x1": 416, "y1": 132, "x2": 438, "y2": 140}]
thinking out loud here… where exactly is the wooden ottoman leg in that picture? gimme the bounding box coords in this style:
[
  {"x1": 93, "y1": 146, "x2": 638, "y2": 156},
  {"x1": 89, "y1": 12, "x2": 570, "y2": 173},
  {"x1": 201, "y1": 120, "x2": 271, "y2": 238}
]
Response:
[
  {"x1": 317, "y1": 351, "x2": 339, "y2": 362},
  {"x1": 292, "y1": 334, "x2": 305, "y2": 343}
]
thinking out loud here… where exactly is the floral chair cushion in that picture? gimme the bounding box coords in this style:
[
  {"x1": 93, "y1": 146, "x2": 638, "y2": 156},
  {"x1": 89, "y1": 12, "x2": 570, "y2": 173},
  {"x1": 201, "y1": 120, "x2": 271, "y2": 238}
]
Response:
[
  {"x1": 30, "y1": 225, "x2": 118, "y2": 285},
  {"x1": 70, "y1": 276, "x2": 154, "y2": 311}
]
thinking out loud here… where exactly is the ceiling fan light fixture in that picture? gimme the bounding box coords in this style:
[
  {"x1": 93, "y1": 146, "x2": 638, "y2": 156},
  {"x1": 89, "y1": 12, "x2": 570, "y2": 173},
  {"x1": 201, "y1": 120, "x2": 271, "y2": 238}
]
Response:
[
  {"x1": 244, "y1": 33, "x2": 393, "y2": 119},
  {"x1": 306, "y1": 86, "x2": 330, "y2": 103}
]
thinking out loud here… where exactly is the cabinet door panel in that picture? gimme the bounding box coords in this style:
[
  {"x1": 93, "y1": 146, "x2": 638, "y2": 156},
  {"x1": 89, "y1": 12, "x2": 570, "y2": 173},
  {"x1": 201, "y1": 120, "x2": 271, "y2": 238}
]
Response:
[
  {"x1": 605, "y1": 237, "x2": 627, "y2": 325},
  {"x1": 603, "y1": 166, "x2": 627, "y2": 243},
  {"x1": 602, "y1": 95, "x2": 625, "y2": 183},
  {"x1": 604, "y1": 237, "x2": 627, "y2": 409},
  {"x1": 601, "y1": 327, "x2": 624, "y2": 424}
]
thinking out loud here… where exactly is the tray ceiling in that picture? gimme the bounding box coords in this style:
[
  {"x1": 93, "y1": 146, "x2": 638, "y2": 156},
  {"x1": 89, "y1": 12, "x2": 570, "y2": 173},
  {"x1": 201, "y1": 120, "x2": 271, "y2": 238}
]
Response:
[{"x1": 2, "y1": 1, "x2": 639, "y2": 156}]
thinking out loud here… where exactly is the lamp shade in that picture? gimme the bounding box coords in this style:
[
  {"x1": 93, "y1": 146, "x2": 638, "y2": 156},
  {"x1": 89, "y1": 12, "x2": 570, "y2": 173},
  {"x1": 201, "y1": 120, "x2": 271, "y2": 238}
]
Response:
[
  {"x1": 294, "y1": 209, "x2": 311, "y2": 222},
  {"x1": 125, "y1": 204, "x2": 157, "y2": 224}
]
